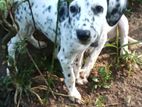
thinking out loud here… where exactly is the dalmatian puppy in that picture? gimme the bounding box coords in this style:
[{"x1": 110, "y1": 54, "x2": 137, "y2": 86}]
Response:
[
  {"x1": 8, "y1": 0, "x2": 128, "y2": 103},
  {"x1": 75, "y1": 14, "x2": 129, "y2": 85}
]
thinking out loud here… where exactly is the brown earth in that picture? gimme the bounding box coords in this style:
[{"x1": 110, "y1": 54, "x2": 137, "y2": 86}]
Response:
[{"x1": 0, "y1": 4, "x2": 142, "y2": 107}]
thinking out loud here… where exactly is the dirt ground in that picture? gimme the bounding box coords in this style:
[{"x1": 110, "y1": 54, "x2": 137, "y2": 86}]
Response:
[{"x1": 0, "y1": 3, "x2": 142, "y2": 107}]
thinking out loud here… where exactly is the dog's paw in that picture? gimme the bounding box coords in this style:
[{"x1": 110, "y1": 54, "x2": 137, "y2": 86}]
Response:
[
  {"x1": 69, "y1": 88, "x2": 82, "y2": 103},
  {"x1": 120, "y1": 48, "x2": 130, "y2": 55},
  {"x1": 76, "y1": 71, "x2": 89, "y2": 85},
  {"x1": 76, "y1": 77, "x2": 88, "y2": 85}
]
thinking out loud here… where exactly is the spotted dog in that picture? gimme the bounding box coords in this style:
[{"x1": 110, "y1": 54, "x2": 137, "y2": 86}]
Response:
[
  {"x1": 75, "y1": 14, "x2": 129, "y2": 85},
  {"x1": 8, "y1": 0, "x2": 128, "y2": 102}
]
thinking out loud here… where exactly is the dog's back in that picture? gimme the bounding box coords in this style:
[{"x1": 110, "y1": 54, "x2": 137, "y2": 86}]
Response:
[{"x1": 14, "y1": 0, "x2": 58, "y2": 42}]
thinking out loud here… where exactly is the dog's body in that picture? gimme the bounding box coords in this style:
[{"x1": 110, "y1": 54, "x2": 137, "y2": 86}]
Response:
[{"x1": 8, "y1": 0, "x2": 128, "y2": 102}]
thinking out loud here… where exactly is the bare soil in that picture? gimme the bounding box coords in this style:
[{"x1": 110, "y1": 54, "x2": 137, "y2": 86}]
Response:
[{"x1": 0, "y1": 4, "x2": 142, "y2": 107}]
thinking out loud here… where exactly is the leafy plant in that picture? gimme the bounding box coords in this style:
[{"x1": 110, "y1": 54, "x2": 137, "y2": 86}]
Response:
[{"x1": 91, "y1": 66, "x2": 112, "y2": 90}]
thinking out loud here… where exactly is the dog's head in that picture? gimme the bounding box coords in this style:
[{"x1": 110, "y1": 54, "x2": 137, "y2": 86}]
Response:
[{"x1": 60, "y1": 0, "x2": 127, "y2": 45}]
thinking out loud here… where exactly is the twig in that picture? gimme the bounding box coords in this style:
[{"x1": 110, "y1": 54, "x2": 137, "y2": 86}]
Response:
[
  {"x1": 32, "y1": 85, "x2": 70, "y2": 98},
  {"x1": 1, "y1": 17, "x2": 17, "y2": 45},
  {"x1": 0, "y1": 0, "x2": 19, "y2": 45},
  {"x1": 14, "y1": 86, "x2": 22, "y2": 107},
  {"x1": 53, "y1": 92, "x2": 70, "y2": 98},
  {"x1": 30, "y1": 90, "x2": 44, "y2": 104},
  {"x1": 14, "y1": 88, "x2": 18, "y2": 104},
  {"x1": 50, "y1": 0, "x2": 60, "y2": 71},
  {"x1": 32, "y1": 85, "x2": 71, "y2": 97},
  {"x1": 16, "y1": 89, "x2": 22, "y2": 107},
  {"x1": 26, "y1": 49, "x2": 56, "y2": 99}
]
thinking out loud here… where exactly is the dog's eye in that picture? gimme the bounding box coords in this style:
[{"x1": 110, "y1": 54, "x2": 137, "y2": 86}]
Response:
[
  {"x1": 70, "y1": 5, "x2": 78, "y2": 13},
  {"x1": 92, "y1": 5, "x2": 103, "y2": 14},
  {"x1": 96, "y1": 6, "x2": 103, "y2": 13}
]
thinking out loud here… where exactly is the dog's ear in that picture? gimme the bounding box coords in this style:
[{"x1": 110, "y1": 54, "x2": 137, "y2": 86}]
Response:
[
  {"x1": 106, "y1": 0, "x2": 127, "y2": 26},
  {"x1": 59, "y1": 1, "x2": 69, "y2": 22}
]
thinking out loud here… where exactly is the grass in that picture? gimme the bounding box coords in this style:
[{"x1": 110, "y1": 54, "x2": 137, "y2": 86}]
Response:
[{"x1": 1, "y1": 39, "x2": 62, "y2": 106}]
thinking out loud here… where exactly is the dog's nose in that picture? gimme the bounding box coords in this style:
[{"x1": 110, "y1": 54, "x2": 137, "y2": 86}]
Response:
[{"x1": 76, "y1": 29, "x2": 91, "y2": 44}]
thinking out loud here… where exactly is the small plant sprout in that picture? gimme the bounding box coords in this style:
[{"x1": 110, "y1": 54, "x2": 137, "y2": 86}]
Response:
[{"x1": 91, "y1": 66, "x2": 112, "y2": 90}]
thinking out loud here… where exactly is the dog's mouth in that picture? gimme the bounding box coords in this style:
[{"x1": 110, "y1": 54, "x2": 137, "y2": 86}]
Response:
[{"x1": 78, "y1": 38, "x2": 91, "y2": 45}]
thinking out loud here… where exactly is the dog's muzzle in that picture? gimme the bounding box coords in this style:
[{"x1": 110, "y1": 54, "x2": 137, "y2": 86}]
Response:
[{"x1": 76, "y1": 29, "x2": 91, "y2": 45}]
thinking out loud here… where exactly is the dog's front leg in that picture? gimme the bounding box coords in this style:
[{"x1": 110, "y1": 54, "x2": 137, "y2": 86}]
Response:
[
  {"x1": 79, "y1": 33, "x2": 107, "y2": 84},
  {"x1": 57, "y1": 48, "x2": 81, "y2": 102},
  {"x1": 73, "y1": 51, "x2": 88, "y2": 85}
]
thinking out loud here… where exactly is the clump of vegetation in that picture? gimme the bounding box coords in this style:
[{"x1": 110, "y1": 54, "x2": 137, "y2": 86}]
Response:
[
  {"x1": 91, "y1": 66, "x2": 112, "y2": 90},
  {"x1": 121, "y1": 51, "x2": 142, "y2": 75}
]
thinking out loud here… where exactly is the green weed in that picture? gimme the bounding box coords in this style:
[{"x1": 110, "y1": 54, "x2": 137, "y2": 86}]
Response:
[{"x1": 91, "y1": 66, "x2": 112, "y2": 90}]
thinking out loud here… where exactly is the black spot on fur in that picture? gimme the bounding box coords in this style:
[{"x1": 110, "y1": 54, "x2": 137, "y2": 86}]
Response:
[
  {"x1": 35, "y1": 5, "x2": 38, "y2": 8},
  {"x1": 31, "y1": 2, "x2": 34, "y2": 7},
  {"x1": 68, "y1": 17, "x2": 71, "y2": 24},
  {"x1": 90, "y1": 41, "x2": 98, "y2": 47},
  {"x1": 83, "y1": 24, "x2": 86, "y2": 26},
  {"x1": 68, "y1": 74, "x2": 71, "y2": 77},
  {"x1": 85, "y1": 18, "x2": 89, "y2": 22},
  {"x1": 62, "y1": 48, "x2": 65, "y2": 52},
  {"x1": 92, "y1": 17, "x2": 95, "y2": 21},
  {"x1": 116, "y1": 3, "x2": 120, "y2": 8},
  {"x1": 24, "y1": 7, "x2": 26, "y2": 11},
  {"x1": 61, "y1": 59, "x2": 63, "y2": 62},
  {"x1": 43, "y1": 5, "x2": 51, "y2": 14},
  {"x1": 47, "y1": 6, "x2": 51, "y2": 12}
]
